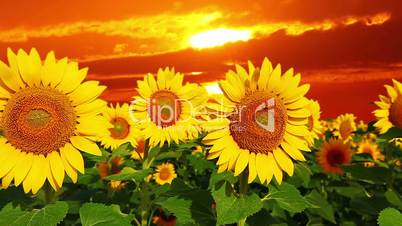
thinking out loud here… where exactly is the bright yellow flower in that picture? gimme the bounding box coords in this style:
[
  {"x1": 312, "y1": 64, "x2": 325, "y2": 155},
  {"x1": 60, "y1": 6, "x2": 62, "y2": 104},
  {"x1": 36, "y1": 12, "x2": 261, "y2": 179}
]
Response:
[
  {"x1": 99, "y1": 103, "x2": 140, "y2": 150},
  {"x1": 192, "y1": 145, "x2": 203, "y2": 155},
  {"x1": 131, "y1": 68, "x2": 208, "y2": 147},
  {"x1": 109, "y1": 180, "x2": 127, "y2": 190},
  {"x1": 153, "y1": 163, "x2": 177, "y2": 185},
  {"x1": 203, "y1": 58, "x2": 312, "y2": 184},
  {"x1": 373, "y1": 79, "x2": 402, "y2": 133},
  {"x1": 334, "y1": 113, "x2": 356, "y2": 141},
  {"x1": 306, "y1": 99, "x2": 323, "y2": 145},
  {"x1": 0, "y1": 48, "x2": 110, "y2": 194},
  {"x1": 357, "y1": 140, "x2": 384, "y2": 167}
]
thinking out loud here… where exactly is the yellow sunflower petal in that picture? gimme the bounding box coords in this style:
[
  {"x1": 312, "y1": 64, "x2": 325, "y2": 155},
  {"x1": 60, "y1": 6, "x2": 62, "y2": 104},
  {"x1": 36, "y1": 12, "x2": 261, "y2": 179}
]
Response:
[
  {"x1": 48, "y1": 151, "x2": 65, "y2": 187},
  {"x1": 234, "y1": 150, "x2": 249, "y2": 176},
  {"x1": 60, "y1": 143, "x2": 85, "y2": 174},
  {"x1": 68, "y1": 81, "x2": 106, "y2": 106},
  {"x1": 273, "y1": 148, "x2": 294, "y2": 176},
  {"x1": 248, "y1": 152, "x2": 257, "y2": 183},
  {"x1": 14, "y1": 152, "x2": 34, "y2": 186},
  {"x1": 269, "y1": 153, "x2": 283, "y2": 184},
  {"x1": 70, "y1": 136, "x2": 102, "y2": 156},
  {"x1": 30, "y1": 155, "x2": 47, "y2": 194}
]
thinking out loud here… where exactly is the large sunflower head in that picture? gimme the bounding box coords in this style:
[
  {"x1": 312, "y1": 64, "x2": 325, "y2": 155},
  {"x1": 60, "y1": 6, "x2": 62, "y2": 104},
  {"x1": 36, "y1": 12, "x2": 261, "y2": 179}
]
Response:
[
  {"x1": 306, "y1": 99, "x2": 323, "y2": 145},
  {"x1": 153, "y1": 162, "x2": 177, "y2": 185},
  {"x1": 99, "y1": 103, "x2": 140, "y2": 150},
  {"x1": 333, "y1": 113, "x2": 356, "y2": 141},
  {"x1": 131, "y1": 68, "x2": 208, "y2": 147},
  {"x1": 203, "y1": 58, "x2": 312, "y2": 184},
  {"x1": 0, "y1": 48, "x2": 111, "y2": 194},
  {"x1": 373, "y1": 79, "x2": 402, "y2": 134},
  {"x1": 317, "y1": 139, "x2": 352, "y2": 174}
]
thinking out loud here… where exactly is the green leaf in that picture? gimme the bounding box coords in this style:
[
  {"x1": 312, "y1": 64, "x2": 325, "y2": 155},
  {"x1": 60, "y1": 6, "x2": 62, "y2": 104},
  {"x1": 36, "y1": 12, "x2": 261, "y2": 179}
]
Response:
[
  {"x1": 328, "y1": 185, "x2": 367, "y2": 198},
  {"x1": 0, "y1": 201, "x2": 68, "y2": 226},
  {"x1": 157, "y1": 196, "x2": 195, "y2": 226},
  {"x1": 111, "y1": 143, "x2": 132, "y2": 157},
  {"x1": 157, "y1": 180, "x2": 215, "y2": 226},
  {"x1": 305, "y1": 190, "x2": 336, "y2": 223},
  {"x1": 79, "y1": 203, "x2": 132, "y2": 226},
  {"x1": 266, "y1": 182, "x2": 313, "y2": 213},
  {"x1": 343, "y1": 164, "x2": 388, "y2": 184},
  {"x1": 350, "y1": 196, "x2": 389, "y2": 215},
  {"x1": 287, "y1": 162, "x2": 312, "y2": 187},
  {"x1": 187, "y1": 155, "x2": 215, "y2": 175},
  {"x1": 208, "y1": 171, "x2": 238, "y2": 190},
  {"x1": 385, "y1": 190, "x2": 402, "y2": 210},
  {"x1": 104, "y1": 167, "x2": 152, "y2": 181},
  {"x1": 212, "y1": 185, "x2": 263, "y2": 225},
  {"x1": 378, "y1": 208, "x2": 402, "y2": 226}
]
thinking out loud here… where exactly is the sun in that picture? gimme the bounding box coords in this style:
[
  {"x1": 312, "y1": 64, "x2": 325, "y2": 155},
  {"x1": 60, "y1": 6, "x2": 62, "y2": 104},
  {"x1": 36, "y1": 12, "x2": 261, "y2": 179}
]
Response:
[{"x1": 189, "y1": 28, "x2": 251, "y2": 49}]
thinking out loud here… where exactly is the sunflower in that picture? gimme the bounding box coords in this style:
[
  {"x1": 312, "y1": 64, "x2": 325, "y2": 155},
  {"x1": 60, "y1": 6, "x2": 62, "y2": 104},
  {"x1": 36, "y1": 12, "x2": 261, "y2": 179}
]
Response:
[
  {"x1": 306, "y1": 99, "x2": 323, "y2": 145},
  {"x1": 317, "y1": 139, "x2": 352, "y2": 174},
  {"x1": 0, "y1": 48, "x2": 110, "y2": 194},
  {"x1": 131, "y1": 68, "x2": 208, "y2": 147},
  {"x1": 131, "y1": 136, "x2": 146, "y2": 160},
  {"x1": 357, "y1": 140, "x2": 384, "y2": 167},
  {"x1": 203, "y1": 58, "x2": 312, "y2": 184},
  {"x1": 153, "y1": 163, "x2": 177, "y2": 185},
  {"x1": 99, "y1": 103, "x2": 140, "y2": 150},
  {"x1": 333, "y1": 113, "x2": 356, "y2": 141},
  {"x1": 373, "y1": 79, "x2": 402, "y2": 134}
]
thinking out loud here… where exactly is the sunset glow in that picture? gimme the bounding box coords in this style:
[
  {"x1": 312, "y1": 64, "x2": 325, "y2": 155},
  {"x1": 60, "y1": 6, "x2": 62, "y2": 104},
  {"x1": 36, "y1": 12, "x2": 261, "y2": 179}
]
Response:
[{"x1": 189, "y1": 28, "x2": 252, "y2": 49}]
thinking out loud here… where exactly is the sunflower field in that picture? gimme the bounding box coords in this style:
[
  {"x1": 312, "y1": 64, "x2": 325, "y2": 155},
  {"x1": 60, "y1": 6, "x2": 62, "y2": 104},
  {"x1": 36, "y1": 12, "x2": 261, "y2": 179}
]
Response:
[{"x1": 0, "y1": 48, "x2": 401, "y2": 226}]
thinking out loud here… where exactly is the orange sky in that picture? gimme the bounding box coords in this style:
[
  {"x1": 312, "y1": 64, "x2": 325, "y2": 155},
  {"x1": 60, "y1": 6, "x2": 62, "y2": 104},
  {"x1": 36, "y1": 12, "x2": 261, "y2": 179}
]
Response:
[{"x1": 1, "y1": 0, "x2": 402, "y2": 121}]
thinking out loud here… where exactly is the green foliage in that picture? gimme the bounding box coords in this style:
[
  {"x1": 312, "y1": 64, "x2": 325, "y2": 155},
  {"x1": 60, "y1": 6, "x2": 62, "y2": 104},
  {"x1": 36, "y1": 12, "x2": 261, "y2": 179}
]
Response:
[
  {"x1": 79, "y1": 203, "x2": 133, "y2": 226},
  {"x1": 212, "y1": 184, "x2": 263, "y2": 225},
  {"x1": 0, "y1": 201, "x2": 68, "y2": 226},
  {"x1": 104, "y1": 167, "x2": 152, "y2": 181},
  {"x1": 265, "y1": 182, "x2": 314, "y2": 213},
  {"x1": 377, "y1": 208, "x2": 402, "y2": 226}
]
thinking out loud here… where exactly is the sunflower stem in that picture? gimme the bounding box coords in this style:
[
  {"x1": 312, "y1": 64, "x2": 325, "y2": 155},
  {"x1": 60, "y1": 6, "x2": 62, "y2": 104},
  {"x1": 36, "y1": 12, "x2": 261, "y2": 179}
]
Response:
[
  {"x1": 44, "y1": 182, "x2": 56, "y2": 204},
  {"x1": 238, "y1": 171, "x2": 249, "y2": 226}
]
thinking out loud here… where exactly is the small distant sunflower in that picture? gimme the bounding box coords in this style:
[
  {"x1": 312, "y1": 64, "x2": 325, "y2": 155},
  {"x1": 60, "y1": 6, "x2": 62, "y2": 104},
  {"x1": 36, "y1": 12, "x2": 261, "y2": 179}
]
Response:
[
  {"x1": 0, "y1": 49, "x2": 110, "y2": 194},
  {"x1": 153, "y1": 163, "x2": 177, "y2": 185},
  {"x1": 373, "y1": 79, "x2": 402, "y2": 133},
  {"x1": 99, "y1": 103, "x2": 140, "y2": 150},
  {"x1": 306, "y1": 99, "x2": 323, "y2": 145},
  {"x1": 203, "y1": 58, "x2": 312, "y2": 184},
  {"x1": 131, "y1": 136, "x2": 146, "y2": 160},
  {"x1": 131, "y1": 68, "x2": 208, "y2": 147},
  {"x1": 357, "y1": 140, "x2": 384, "y2": 167},
  {"x1": 192, "y1": 145, "x2": 203, "y2": 155},
  {"x1": 109, "y1": 180, "x2": 127, "y2": 191},
  {"x1": 317, "y1": 139, "x2": 352, "y2": 174},
  {"x1": 334, "y1": 113, "x2": 356, "y2": 141}
]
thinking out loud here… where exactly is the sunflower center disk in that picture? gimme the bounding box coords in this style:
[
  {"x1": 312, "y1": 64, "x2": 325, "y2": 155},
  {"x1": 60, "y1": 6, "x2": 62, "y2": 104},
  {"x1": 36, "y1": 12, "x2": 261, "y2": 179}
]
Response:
[
  {"x1": 149, "y1": 91, "x2": 181, "y2": 127},
  {"x1": 109, "y1": 117, "x2": 130, "y2": 139},
  {"x1": 159, "y1": 168, "x2": 171, "y2": 180},
  {"x1": 389, "y1": 97, "x2": 402, "y2": 128},
  {"x1": 327, "y1": 149, "x2": 345, "y2": 166},
  {"x1": 2, "y1": 87, "x2": 76, "y2": 155},
  {"x1": 229, "y1": 91, "x2": 287, "y2": 154}
]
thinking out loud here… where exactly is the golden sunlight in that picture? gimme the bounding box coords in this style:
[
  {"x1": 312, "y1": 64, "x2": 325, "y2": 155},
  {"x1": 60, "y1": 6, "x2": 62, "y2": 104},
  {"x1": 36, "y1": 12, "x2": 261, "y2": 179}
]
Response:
[{"x1": 189, "y1": 28, "x2": 251, "y2": 49}]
